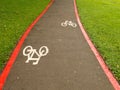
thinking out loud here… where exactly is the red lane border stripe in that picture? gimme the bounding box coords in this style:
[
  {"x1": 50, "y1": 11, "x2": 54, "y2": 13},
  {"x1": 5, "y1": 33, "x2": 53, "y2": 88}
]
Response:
[
  {"x1": 0, "y1": 0, "x2": 54, "y2": 89},
  {"x1": 73, "y1": 0, "x2": 120, "y2": 90}
]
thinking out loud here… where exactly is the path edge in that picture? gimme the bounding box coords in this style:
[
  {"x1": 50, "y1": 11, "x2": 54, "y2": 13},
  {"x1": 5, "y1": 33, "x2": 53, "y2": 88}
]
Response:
[
  {"x1": 73, "y1": 0, "x2": 120, "y2": 90},
  {"x1": 0, "y1": 0, "x2": 54, "y2": 89}
]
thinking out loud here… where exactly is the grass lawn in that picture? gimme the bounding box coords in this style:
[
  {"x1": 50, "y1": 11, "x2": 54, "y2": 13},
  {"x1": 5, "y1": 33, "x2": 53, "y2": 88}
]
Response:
[
  {"x1": 0, "y1": 0, "x2": 50, "y2": 70},
  {"x1": 76, "y1": 0, "x2": 120, "y2": 82}
]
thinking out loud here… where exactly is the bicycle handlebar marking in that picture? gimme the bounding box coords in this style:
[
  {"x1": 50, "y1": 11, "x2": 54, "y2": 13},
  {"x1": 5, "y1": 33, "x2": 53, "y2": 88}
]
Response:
[
  {"x1": 23, "y1": 46, "x2": 49, "y2": 65},
  {"x1": 61, "y1": 20, "x2": 77, "y2": 28}
]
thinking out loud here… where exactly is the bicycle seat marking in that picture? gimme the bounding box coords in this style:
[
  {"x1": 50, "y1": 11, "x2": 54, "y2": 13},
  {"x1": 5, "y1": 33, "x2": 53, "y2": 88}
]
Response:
[
  {"x1": 23, "y1": 46, "x2": 49, "y2": 65},
  {"x1": 61, "y1": 20, "x2": 77, "y2": 28}
]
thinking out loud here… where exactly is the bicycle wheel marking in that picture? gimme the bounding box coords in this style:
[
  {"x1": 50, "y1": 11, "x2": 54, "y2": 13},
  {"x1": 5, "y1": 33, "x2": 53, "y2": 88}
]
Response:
[
  {"x1": 61, "y1": 20, "x2": 77, "y2": 28},
  {"x1": 23, "y1": 45, "x2": 49, "y2": 65}
]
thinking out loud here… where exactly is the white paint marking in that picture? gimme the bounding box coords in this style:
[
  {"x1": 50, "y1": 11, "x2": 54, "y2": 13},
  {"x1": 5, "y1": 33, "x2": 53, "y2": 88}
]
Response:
[
  {"x1": 23, "y1": 46, "x2": 49, "y2": 65},
  {"x1": 61, "y1": 20, "x2": 77, "y2": 28}
]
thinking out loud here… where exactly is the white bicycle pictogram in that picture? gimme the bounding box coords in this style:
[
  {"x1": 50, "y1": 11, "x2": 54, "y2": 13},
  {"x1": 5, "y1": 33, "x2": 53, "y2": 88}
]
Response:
[
  {"x1": 61, "y1": 20, "x2": 77, "y2": 28},
  {"x1": 23, "y1": 46, "x2": 49, "y2": 65}
]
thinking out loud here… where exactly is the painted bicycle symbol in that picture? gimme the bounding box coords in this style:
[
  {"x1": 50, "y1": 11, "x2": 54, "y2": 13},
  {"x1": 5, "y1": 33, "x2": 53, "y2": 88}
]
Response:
[
  {"x1": 61, "y1": 20, "x2": 77, "y2": 28},
  {"x1": 23, "y1": 46, "x2": 49, "y2": 65}
]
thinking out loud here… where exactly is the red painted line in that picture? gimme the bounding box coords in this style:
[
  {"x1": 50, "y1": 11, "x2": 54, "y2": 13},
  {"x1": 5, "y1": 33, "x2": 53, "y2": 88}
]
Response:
[
  {"x1": 73, "y1": 0, "x2": 120, "y2": 90},
  {"x1": 0, "y1": 0, "x2": 54, "y2": 90}
]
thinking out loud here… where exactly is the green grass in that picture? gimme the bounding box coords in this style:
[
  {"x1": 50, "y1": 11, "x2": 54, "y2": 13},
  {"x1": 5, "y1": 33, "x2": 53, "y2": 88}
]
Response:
[
  {"x1": 0, "y1": 0, "x2": 50, "y2": 70},
  {"x1": 76, "y1": 0, "x2": 120, "y2": 81}
]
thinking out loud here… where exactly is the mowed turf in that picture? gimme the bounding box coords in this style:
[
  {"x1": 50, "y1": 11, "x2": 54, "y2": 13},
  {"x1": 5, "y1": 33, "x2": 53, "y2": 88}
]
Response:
[
  {"x1": 76, "y1": 0, "x2": 120, "y2": 82},
  {"x1": 0, "y1": 0, "x2": 50, "y2": 70}
]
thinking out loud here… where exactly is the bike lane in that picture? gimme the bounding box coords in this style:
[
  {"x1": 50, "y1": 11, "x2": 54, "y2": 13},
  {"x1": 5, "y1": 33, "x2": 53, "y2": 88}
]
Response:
[{"x1": 1, "y1": 0, "x2": 115, "y2": 90}]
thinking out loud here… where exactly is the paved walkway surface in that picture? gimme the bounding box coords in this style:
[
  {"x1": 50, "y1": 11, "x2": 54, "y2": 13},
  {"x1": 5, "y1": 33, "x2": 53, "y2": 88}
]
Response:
[{"x1": 3, "y1": 0, "x2": 114, "y2": 90}]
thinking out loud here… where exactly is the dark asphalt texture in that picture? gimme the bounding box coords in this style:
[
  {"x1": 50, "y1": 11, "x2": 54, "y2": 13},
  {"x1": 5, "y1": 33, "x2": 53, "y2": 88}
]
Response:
[{"x1": 3, "y1": 0, "x2": 114, "y2": 90}]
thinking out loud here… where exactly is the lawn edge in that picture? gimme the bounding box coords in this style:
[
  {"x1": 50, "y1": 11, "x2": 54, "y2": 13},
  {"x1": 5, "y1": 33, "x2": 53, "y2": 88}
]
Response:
[
  {"x1": 0, "y1": 0, "x2": 54, "y2": 89},
  {"x1": 74, "y1": 0, "x2": 120, "y2": 90}
]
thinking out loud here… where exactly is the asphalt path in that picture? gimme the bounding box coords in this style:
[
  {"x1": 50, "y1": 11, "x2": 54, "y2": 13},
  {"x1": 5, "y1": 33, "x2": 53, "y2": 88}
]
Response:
[{"x1": 2, "y1": 0, "x2": 114, "y2": 90}]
